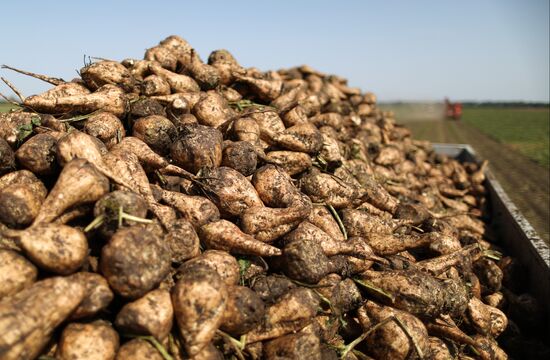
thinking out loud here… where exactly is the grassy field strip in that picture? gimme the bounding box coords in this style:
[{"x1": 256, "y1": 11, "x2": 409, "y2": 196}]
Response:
[
  {"x1": 462, "y1": 107, "x2": 549, "y2": 168},
  {"x1": 0, "y1": 103, "x2": 18, "y2": 113}
]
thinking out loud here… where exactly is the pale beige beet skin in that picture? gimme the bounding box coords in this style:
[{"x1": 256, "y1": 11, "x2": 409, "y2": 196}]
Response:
[
  {"x1": 355, "y1": 174, "x2": 399, "y2": 214},
  {"x1": 467, "y1": 297, "x2": 508, "y2": 338},
  {"x1": 115, "y1": 289, "x2": 173, "y2": 341},
  {"x1": 220, "y1": 285, "x2": 266, "y2": 336},
  {"x1": 425, "y1": 316, "x2": 478, "y2": 351},
  {"x1": 115, "y1": 339, "x2": 164, "y2": 360},
  {"x1": 199, "y1": 220, "x2": 282, "y2": 257},
  {"x1": 235, "y1": 74, "x2": 282, "y2": 102},
  {"x1": 415, "y1": 243, "x2": 482, "y2": 276},
  {"x1": 263, "y1": 326, "x2": 322, "y2": 360},
  {"x1": 426, "y1": 231, "x2": 462, "y2": 255},
  {"x1": 192, "y1": 91, "x2": 233, "y2": 128},
  {"x1": 207, "y1": 49, "x2": 245, "y2": 85},
  {"x1": 191, "y1": 343, "x2": 226, "y2": 360},
  {"x1": 128, "y1": 98, "x2": 167, "y2": 120},
  {"x1": 270, "y1": 84, "x2": 305, "y2": 110},
  {"x1": 284, "y1": 222, "x2": 367, "y2": 259},
  {"x1": 330, "y1": 277, "x2": 363, "y2": 314},
  {"x1": 0, "y1": 112, "x2": 38, "y2": 147},
  {"x1": 472, "y1": 335, "x2": 508, "y2": 360},
  {"x1": 168, "y1": 107, "x2": 198, "y2": 130},
  {"x1": 172, "y1": 264, "x2": 228, "y2": 356},
  {"x1": 80, "y1": 60, "x2": 137, "y2": 93},
  {"x1": 200, "y1": 167, "x2": 263, "y2": 218},
  {"x1": 24, "y1": 84, "x2": 127, "y2": 118},
  {"x1": 103, "y1": 147, "x2": 159, "y2": 203},
  {"x1": 264, "y1": 150, "x2": 312, "y2": 176},
  {"x1": 0, "y1": 183, "x2": 44, "y2": 228},
  {"x1": 240, "y1": 204, "x2": 310, "y2": 243},
  {"x1": 354, "y1": 232, "x2": 434, "y2": 257},
  {"x1": 250, "y1": 275, "x2": 296, "y2": 304},
  {"x1": 272, "y1": 122, "x2": 324, "y2": 154},
  {"x1": 83, "y1": 111, "x2": 126, "y2": 149},
  {"x1": 93, "y1": 190, "x2": 148, "y2": 240},
  {"x1": 0, "y1": 276, "x2": 86, "y2": 360},
  {"x1": 32, "y1": 158, "x2": 110, "y2": 225},
  {"x1": 15, "y1": 132, "x2": 60, "y2": 175},
  {"x1": 68, "y1": 272, "x2": 114, "y2": 320},
  {"x1": 340, "y1": 208, "x2": 395, "y2": 236},
  {"x1": 231, "y1": 116, "x2": 261, "y2": 145},
  {"x1": 144, "y1": 46, "x2": 177, "y2": 72},
  {"x1": 160, "y1": 189, "x2": 220, "y2": 230},
  {"x1": 360, "y1": 301, "x2": 431, "y2": 360},
  {"x1": 318, "y1": 130, "x2": 344, "y2": 168},
  {"x1": 300, "y1": 169, "x2": 359, "y2": 209},
  {"x1": 251, "y1": 164, "x2": 303, "y2": 207},
  {"x1": 180, "y1": 49, "x2": 221, "y2": 90},
  {"x1": 248, "y1": 111, "x2": 285, "y2": 144},
  {"x1": 111, "y1": 136, "x2": 170, "y2": 171},
  {"x1": 306, "y1": 204, "x2": 345, "y2": 242},
  {"x1": 164, "y1": 218, "x2": 201, "y2": 264},
  {"x1": 178, "y1": 250, "x2": 240, "y2": 286},
  {"x1": 148, "y1": 62, "x2": 200, "y2": 93},
  {"x1": 140, "y1": 74, "x2": 171, "y2": 96},
  {"x1": 56, "y1": 320, "x2": 119, "y2": 360},
  {"x1": 151, "y1": 92, "x2": 202, "y2": 108},
  {"x1": 0, "y1": 249, "x2": 37, "y2": 299},
  {"x1": 219, "y1": 85, "x2": 243, "y2": 102},
  {"x1": 165, "y1": 96, "x2": 190, "y2": 117},
  {"x1": 358, "y1": 269, "x2": 470, "y2": 318},
  {"x1": 170, "y1": 124, "x2": 223, "y2": 174},
  {"x1": 427, "y1": 337, "x2": 453, "y2": 360},
  {"x1": 280, "y1": 104, "x2": 308, "y2": 127},
  {"x1": 132, "y1": 115, "x2": 177, "y2": 155},
  {"x1": 280, "y1": 238, "x2": 332, "y2": 284},
  {"x1": 55, "y1": 130, "x2": 115, "y2": 176},
  {"x1": 100, "y1": 226, "x2": 171, "y2": 299},
  {"x1": 101, "y1": 150, "x2": 174, "y2": 228},
  {"x1": 13, "y1": 223, "x2": 88, "y2": 275},
  {"x1": 374, "y1": 145, "x2": 404, "y2": 166},
  {"x1": 245, "y1": 287, "x2": 320, "y2": 343},
  {"x1": 30, "y1": 81, "x2": 89, "y2": 99},
  {"x1": 222, "y1": 140, "x2": 258, "y2": 176},
  {"x1": 111, "y1": 136, "x2": 198, "y2": 182},
  {"x1": 0, "y1": 169, "x2": 47, "y2": 198}
]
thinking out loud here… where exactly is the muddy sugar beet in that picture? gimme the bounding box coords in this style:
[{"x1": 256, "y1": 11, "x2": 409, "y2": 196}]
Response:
[{"x1": 0, "y1": 35, "x2": 545, "y2": 360}]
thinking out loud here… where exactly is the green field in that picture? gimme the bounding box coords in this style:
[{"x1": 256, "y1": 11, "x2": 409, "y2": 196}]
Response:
[
  {"x1": 0, "y1": 102, "x2": 17, "y2": 113},
  {"x1": 462, "y1": 107, "x2": 550, "y2": 168}
]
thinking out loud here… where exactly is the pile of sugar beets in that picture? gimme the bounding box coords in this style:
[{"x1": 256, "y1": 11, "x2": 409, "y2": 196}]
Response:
[{"x1": 0, "y1": 36, "x2": 548, "y2": 360}]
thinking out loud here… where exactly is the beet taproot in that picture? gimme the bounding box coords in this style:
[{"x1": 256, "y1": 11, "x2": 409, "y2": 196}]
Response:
[{"x1": 100, "y1": 226, "x2": 170, "y2": 299}]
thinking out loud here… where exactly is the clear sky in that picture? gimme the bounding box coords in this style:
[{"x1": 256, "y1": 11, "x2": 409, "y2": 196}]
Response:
[{"x1": 0, "y1": 0, "x2": 548, "y2": 102}]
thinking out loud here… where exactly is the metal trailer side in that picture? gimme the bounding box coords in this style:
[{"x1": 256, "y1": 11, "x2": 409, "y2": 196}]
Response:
[{"x1": 432, "y1": 143, "x2": 550, "y2": 325}]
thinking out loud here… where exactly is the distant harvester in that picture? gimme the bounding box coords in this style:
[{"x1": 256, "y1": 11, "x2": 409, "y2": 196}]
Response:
[{"x1": 444, "y1": 97, "x2": 462, "y2": 120}]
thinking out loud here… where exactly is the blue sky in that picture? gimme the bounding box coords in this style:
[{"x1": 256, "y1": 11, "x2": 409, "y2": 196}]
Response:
[{"x1": 0, "y1": 0, "x2": 548, "y2": 102}]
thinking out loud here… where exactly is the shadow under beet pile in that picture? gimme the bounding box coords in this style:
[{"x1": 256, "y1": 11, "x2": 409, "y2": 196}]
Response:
[{"x1": 0, "y1": 35, "x2": 548, "y2": 360}]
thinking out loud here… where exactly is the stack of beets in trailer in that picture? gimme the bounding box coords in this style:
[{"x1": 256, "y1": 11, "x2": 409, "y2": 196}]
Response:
[{"x1": 0, "y1": 36, "x2": 547, "y2": 360}]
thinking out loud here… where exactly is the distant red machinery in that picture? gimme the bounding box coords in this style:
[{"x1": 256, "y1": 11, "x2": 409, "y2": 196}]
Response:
[{"x1": 444, "y1": 97, "x2": 462, "y2": 120}]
